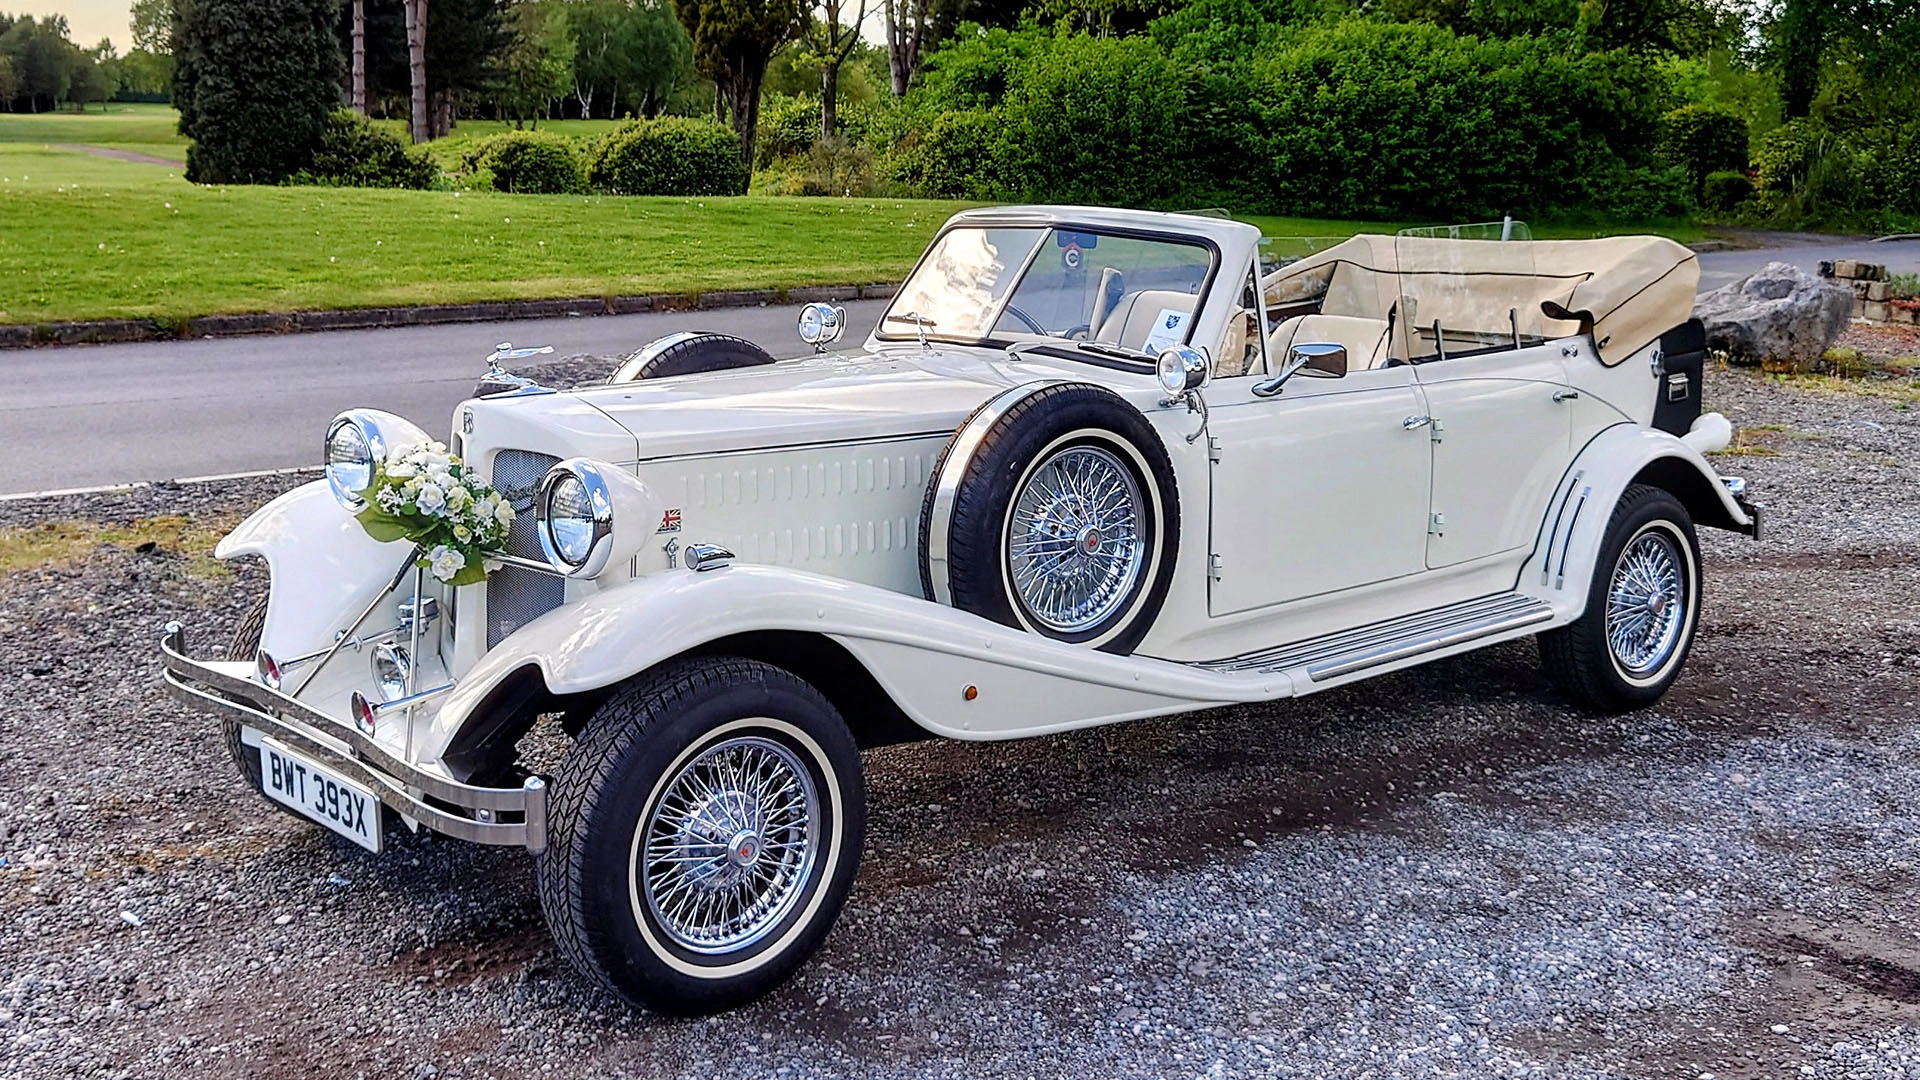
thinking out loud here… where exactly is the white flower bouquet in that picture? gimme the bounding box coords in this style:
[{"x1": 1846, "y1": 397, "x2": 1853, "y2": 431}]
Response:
[{"x1": 351, "y1": 442, "x2": 516, "y2": 586}]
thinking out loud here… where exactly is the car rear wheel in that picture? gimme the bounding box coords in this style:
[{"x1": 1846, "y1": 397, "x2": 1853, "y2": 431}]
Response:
[
  {"x1": 1539, "y1": 484, "x2": 1701, "y2": 712},
  {"x1": 537, "y1": 656, "x2": 864, "y2": 1015},
  {"x1": 920, "y1": 383, "x2": 1179, "y2": 654}
]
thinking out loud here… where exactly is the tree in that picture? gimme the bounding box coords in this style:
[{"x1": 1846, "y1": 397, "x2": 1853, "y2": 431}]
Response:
[
  {"x1": 404, "y1": 0, "x2": 428, "y2": 141},
  {"x1": 497, "y1": 0, "x2": 574, "y2": 124},
  {"x1": 0, "y1": 55, "x2": 16, "y2": 111},
  {"x1": 174, "y1": 0, "x2": 342, "y2": 182},
  {"x1": 1, "y1": 15, "x2": 79, "y2": 112},
  {"x1": 126, "y1": 0, "x2": 175, "y2": 99},
  {"x1": 566, "y1": 0, "x2": 691, "y2": 118},
  {"x1": 350, "y1": 0, "x2": 366, "y2": 113},
  {"x1": 67, "y1": 39, "x2": 121, "y2": 109},
  {"x1": 799, "y1": 0, "x2": 864, "y2": 135},
  {"x1": 881, "y1": 0, "x2": 924, "y2": 95},
  {"x1": 673, "y1": 0, "x2": 801, "y2": 164},
  {"x1": 130, "y1": 0, "x2": 173, "y2": 51}
]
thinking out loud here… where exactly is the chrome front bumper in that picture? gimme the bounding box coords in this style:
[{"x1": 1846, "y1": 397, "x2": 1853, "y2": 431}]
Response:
[{"x1": 160, "y1": 622, "x2": 547, "y2": 854}]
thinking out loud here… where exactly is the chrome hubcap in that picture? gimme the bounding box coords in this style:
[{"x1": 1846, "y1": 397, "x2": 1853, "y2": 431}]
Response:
[
  {"x1": 638, "y1": 735, "x2": 819, "y2": 954},
  {"x1": 1006, "y1": 445, "x2": 1147, "y2": 633},
  {"x1": 1606, "y1": 529, "x2": 1687, "y2": 676}
]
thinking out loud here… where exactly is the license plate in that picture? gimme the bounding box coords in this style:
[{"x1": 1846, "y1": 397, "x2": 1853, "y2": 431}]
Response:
[{"x1": 258, "y1": 735, "x2": 383, "y2": 852}]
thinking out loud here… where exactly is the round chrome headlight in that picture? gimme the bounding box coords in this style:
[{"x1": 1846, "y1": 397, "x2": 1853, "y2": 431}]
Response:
[
  {"x1": 536, "y1": 461, "x2": 616, "y2": 577},
  {"x1": 323, "y1": 409, "x2": 429, "y2": 511},
  {"x1": 324, "y1": 419, "x2": 375, "y2": 509},
  {"x1": 796, "y1": 302, "x2": 845, "y2": 348},
  {"x1": 1156, "y1": 345, "x2": 1207, "y2": 398},
  {"x1": 370, "y1": 642, "x2": 411, "y2": 702}
]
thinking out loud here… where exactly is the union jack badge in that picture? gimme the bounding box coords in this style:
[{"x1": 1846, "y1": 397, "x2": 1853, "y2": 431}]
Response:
[{"x1": 659, "y1": 508, "x2": 682, "y2": 533}]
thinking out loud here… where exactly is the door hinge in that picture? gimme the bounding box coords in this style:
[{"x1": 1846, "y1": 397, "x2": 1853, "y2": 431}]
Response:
[
  {"x1": 1207, "y1": 435, "x2": 1222, "y2": 463},
  {"x1": 1429, "y1": 418, "x2": 1445, "y2": 444},
  {"x1": 1428, "y1": 512, "x2": 1446, "y2": 535},
  {"x1": 1207, "y1": 553, "x2": 1224, "y2": 580}
]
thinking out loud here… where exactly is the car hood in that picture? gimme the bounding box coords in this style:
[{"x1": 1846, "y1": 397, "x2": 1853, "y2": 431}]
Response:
[{"x1": 563, "y1": 346, "x2": 1033, "y2": 461}]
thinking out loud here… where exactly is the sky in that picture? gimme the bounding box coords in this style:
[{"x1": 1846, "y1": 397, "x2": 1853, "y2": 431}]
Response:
[{"x1": 25, "y1": 1, "x2": 132, "y2": 51}]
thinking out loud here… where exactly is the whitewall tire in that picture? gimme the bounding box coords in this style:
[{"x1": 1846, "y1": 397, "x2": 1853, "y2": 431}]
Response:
[{"x1": 537, "y1": 657, "x2": 865, "y2": 1014}]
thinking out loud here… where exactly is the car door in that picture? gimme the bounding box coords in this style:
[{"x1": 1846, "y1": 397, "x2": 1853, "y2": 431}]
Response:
[
  {"x1": 1413, "y1": 342, "x2": 1575, "y2": 569},
  {"x1": 1206, "y1": 365, "x2": 1435, "y2": 617}
]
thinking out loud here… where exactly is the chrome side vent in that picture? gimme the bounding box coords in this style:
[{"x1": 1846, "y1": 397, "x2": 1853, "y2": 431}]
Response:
[{"x1": 487, "y1": 450, "x2": 564, "y2": 648}]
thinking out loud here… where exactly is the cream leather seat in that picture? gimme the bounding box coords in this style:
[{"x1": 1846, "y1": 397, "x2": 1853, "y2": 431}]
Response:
[
  {"x1": 1267, "y1": 314, "x2": 1393, "y2": 372},
  {"x1": 1094, "y1": 290, "x2": 1196, "y2": 350}
]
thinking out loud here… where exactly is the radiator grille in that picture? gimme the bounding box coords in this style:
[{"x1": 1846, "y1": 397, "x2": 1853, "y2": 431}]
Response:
[{"x1": 487, "y1": 449, "x2": 565, "y2": 648}]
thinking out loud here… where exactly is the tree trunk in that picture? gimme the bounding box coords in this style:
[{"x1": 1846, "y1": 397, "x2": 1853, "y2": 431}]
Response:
[
  {"x1": 883, "y1": 0, "x2": 921, "y2": 97},
  {"x1": 404, "y1": 0, "x2": 429, "y2": 143},
  {"x1": 819, "y1": 61, "x2": 837, "y2": 138},
  {"x1": 351, "y1": 0, "x2": 367, "y2": 114},
  {"x1": 728, "y1": 59, "x2": 763, "y2": 170},
  {"x1": 1778, "y1": 0, "x2": 1823, "y2": 119}
]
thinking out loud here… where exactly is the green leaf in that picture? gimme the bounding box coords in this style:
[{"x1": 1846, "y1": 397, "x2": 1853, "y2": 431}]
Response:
[
  {"x1": 354, "y1": 506, "x2": 414, "y2": 543},
  {"x1": 444, "y1": 563, "x2": 490, "y2": 587}
]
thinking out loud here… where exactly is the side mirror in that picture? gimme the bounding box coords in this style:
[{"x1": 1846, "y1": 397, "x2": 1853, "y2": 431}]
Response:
[
  {"x1": 1252, "y1": 341, "x2": 1347, "y2": 398},
  {"x1": 1295, "y1": 341, "x2": 1348, "y2": 377},
  {"x1": 797, "y1": 302, "x2": 845, "y2": 352}
]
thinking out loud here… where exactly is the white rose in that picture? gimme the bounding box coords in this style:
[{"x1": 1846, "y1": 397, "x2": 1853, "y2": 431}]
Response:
[
  {"x1": 446, "y1": 484, "x2": 472, "y2": 509},
  {"x1": 493, "y1": 499, "x2": 517, "y2": 527},
  {"x1": 426, "y1": 545, "x2": 466, "y2": 582},
  {"x1": 386, "y1": 462, "x2": 417, "y2": 480},
  {"x1": 414, "y1": 483, "x2": 447, "y2": 516},
  {"x1": 453, "y1": 524, "x2": 472, "y2": 542}
]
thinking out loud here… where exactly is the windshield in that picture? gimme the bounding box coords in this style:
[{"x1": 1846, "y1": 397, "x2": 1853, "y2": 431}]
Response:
[{"x1": 881, "y1": 226, "x2": 1214, "y2": 354}]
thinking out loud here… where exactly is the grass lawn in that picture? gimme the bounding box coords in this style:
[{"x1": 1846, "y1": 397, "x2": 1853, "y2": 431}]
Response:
[{"x1": 0, "y1": 106, "x2": 1710, "y2": 326}]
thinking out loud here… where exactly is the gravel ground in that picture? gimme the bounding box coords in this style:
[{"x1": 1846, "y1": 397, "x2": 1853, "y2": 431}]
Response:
[{"x1": 3, "y1": 365, "x2": 1918, "y2": 1079}]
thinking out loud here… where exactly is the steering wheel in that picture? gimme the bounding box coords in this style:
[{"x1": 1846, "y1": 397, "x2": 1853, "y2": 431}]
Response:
[{"x1": 1000, "y1": 304, "x2": 1048, "y2": 336}]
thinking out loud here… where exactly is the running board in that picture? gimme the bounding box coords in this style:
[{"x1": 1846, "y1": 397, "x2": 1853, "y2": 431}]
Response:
[{"x1": 1193, "y1": 593, "x2": 1554, "y2": 683}]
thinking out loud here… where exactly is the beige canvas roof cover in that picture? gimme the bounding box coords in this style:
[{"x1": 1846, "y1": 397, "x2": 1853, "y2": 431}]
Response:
[{"x1": 1263, "y1": 234, "x2": 1699, "y2": 365}]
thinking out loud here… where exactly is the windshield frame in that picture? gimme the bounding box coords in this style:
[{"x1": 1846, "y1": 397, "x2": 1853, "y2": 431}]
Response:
[{"x1": 875, "y1": 220, "x2": 1223, "y2": 357}]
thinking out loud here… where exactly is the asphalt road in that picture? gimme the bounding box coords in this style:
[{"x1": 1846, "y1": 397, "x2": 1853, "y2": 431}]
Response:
[
  {"x1": 2, "y1": 237, "x2": 1915, "y2": 497},
  {"x1": 0, "y1": 301, "x2": 890, "y2": 497}
]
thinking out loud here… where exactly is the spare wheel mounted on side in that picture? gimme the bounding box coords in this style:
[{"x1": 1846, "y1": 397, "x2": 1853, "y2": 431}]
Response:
[
  {"x1": 919, "y1": 381, "x2": 1180, "y2": 654},
  {"x1": 609, "y1": 332, "x2": 777, "y2": 382}
]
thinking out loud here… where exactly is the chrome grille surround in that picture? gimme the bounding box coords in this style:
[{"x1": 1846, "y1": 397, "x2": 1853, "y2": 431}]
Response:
[{"x1": 487, "y1": 449, "x2": 565, "y2": 648}]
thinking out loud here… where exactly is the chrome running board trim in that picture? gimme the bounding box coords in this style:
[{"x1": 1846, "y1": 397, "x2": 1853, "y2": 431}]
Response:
[{"x1": 1193, "y1": 593, "x2": 1554, "y2": 683}]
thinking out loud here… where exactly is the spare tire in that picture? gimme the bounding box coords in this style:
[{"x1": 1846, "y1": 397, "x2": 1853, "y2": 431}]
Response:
[
  {"x1": 609, "y1": 332, "x2": 777, "y2": 383},
  {"x1": 919, "y1": 382, "x2": 1179, "y2": 654}
]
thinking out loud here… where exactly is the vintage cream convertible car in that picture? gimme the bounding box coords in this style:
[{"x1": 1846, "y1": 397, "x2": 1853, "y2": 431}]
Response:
[{"x1": 163, "y1": 206, "x2": 1757, "y2": 1013}]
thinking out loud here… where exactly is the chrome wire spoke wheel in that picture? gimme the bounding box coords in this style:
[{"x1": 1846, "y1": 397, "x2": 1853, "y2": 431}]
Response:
[
  {"x1": 638, "y1": 735, "x2": 821, "y2": 955},
  {"x1": 1005, "y1": 444, "x2": 1147, "y2": 633},
  {"x1": 1604, "y1": 529, "x2": 1687, "y2": 676}
]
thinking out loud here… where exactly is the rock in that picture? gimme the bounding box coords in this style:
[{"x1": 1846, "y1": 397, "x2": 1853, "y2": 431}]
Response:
[{"x1": 1692, "y1": 261, "x2": 1854, "y2": 370}]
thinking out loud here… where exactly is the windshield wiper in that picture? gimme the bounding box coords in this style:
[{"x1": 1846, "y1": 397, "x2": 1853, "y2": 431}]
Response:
[
  {"x1": 1074, "y1": 340, "x2": 1157, "y2": 364},
  {"x1": 885, "y1": 311, "x2": 937, "y2": 348}
]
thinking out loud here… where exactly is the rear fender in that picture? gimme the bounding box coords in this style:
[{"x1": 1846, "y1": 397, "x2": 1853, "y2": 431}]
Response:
[
  {"x1": 215, "y1": 480, "x2": 413, "y2": 659},
  {"x1": 1521, "y1": 422, "x2": 1752, "y2": 620},
  {"x1": 419, "y1": 564, "x2": 1280, "y2": 762}
]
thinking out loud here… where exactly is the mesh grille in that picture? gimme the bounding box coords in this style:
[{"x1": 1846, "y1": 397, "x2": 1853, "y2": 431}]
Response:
[{"x1": 487, "y1": 450, "x2": 565, "y2": 649}]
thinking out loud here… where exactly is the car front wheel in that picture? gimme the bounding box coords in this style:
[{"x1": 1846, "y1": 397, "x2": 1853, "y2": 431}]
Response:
[
  {"x1": 1539, "y1": 484, "x2": 1702, "y2": 712},
  {"x1": 537, "y1": 657, "x2": 865, "y2": 1014}
]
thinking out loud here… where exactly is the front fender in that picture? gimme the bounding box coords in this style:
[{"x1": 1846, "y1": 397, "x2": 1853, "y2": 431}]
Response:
[
  {"x1": 216, "y1": 480, "x2": 413, "y2": 659},
  {"x1": 1520, "y1": 421, "x2": 1752, "y2": 619},
  {"x1": 420, "y1": 564, "x2": 1280, "y2": 760}
]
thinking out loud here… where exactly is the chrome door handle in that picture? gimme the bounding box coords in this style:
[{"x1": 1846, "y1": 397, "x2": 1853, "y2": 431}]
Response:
[
  {"x1": 1552, "y1": 389, "x2": 1580, "y2": 403},
  {"x1": 1402, "y1": 415, "x2": 1432, "y2": 430}
]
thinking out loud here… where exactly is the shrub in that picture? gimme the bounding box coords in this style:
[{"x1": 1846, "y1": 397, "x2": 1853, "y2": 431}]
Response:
[
  {"x1": 1658, "y1": 105, "x2": 1749, "y2": 193},
  {"x1": 587, "y1": 117, "x2": 747, "y2": 196},
  {"x1": 913, "y1": 109, "x2": 997, "y2": 199},
  {"x1": 471, "y1": 130, "x2": 585, "y2": 194},
  {"x1": 761, "y1": 136, "x2": 880, "y2": 197},
  {"x1": 293, "y1": 110, "x2": 437, "y2": 189},
  {"x1": 174, "y1": 0, "x2": 342, "y2": 184},
  {"x1": 1701, "y1": 169, "x2": 1755, "y2": 214}
]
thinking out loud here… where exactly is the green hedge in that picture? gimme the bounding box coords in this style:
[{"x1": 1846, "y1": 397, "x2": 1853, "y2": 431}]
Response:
[
  {"x1": 472, "y1": 130, "x2": 586, "y2": 194},
  {"x1": 587, "y1": 117, "x2": 748, "y2": 196},
  {"x1": 1658, "y1": 105, "x2": 1749, "y2": 194},
  {"x1": 293, "y1": 110, "x2": 438, "y2": 189},
  {"x1": 889, "y1": 20, "x2": 1686, "y2": 221}
]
